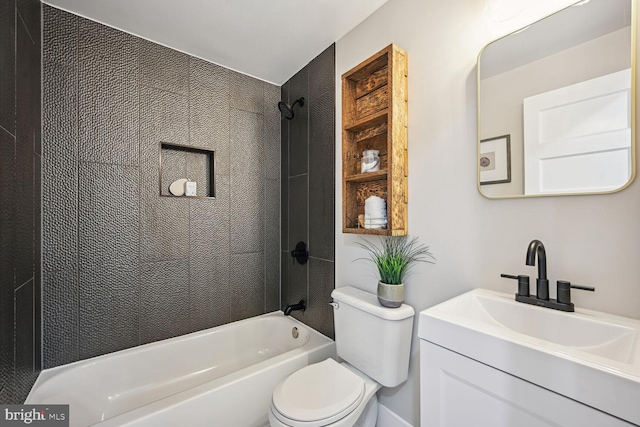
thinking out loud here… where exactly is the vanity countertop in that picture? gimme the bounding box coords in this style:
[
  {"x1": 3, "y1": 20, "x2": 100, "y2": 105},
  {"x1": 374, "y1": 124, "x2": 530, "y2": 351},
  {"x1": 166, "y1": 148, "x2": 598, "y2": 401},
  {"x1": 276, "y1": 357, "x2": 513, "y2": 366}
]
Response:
[{"x1": 419, "y1": 288, "x2": 640, "y2": 425}]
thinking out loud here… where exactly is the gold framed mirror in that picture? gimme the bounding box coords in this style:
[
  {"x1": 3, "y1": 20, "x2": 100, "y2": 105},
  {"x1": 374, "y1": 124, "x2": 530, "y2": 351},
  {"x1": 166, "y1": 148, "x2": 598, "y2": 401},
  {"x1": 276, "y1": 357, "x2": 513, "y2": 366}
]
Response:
[{"x1": 478, "y1": 0, "x2": 636, "y2": 198}]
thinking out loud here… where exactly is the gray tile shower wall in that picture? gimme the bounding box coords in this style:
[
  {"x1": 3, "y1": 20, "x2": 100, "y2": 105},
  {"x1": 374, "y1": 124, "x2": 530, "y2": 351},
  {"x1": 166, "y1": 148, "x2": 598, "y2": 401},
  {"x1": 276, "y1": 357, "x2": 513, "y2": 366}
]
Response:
[
  {"x1": 0, "y1": 0, "x2": 42, "y2": 404},
  {"x1": 42, "y1": 6, "x2": 281, "y2": 368},
  {"x1": 281, "y1": 45, "x2": 336, "y2": 339}
]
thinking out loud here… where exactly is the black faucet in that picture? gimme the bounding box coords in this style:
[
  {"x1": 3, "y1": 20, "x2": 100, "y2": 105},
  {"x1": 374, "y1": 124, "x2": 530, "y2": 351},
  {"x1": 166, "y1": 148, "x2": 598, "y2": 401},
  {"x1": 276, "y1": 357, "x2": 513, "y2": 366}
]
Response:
[
  {"x1": 501, "y1": 240, "x2": 595, "y2": 312},
  {"x1": 284, "y1": 300, "x2": 306, "y2": 316},
  {"x1": 526, "y1": 239, "x2": 549, "y2": 300}
]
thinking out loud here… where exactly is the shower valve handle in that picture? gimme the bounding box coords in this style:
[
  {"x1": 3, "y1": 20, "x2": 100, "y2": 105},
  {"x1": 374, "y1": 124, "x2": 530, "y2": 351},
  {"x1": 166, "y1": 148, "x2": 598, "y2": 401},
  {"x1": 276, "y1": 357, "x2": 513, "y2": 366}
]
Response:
[{"x1": 290, "y1": 241, "x2": 309, "y2": 265}]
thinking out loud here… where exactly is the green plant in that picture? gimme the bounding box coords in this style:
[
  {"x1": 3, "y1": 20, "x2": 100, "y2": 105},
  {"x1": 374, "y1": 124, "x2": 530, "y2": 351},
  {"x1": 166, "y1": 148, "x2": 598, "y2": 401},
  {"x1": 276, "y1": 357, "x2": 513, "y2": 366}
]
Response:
[{"x1": 356, "y1": 236, "x2": 435, "y2": 285}]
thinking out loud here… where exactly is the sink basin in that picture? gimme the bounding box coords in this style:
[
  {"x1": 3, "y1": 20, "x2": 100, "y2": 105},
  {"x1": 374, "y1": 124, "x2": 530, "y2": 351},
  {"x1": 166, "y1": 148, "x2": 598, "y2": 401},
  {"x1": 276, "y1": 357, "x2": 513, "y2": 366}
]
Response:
[
  {"x1": 443, "y1": 290, "x2": 638, "y2": 363},
  {"x1": 419, "y1": 289, "x2": 640, "y2": 425}
]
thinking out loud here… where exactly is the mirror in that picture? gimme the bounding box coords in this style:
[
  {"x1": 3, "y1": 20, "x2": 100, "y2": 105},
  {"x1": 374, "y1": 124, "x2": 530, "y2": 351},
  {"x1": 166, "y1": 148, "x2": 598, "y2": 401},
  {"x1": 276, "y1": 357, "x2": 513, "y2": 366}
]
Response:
[{"x1": 478, "y1": 0, "x2": 636, "y2": 198}]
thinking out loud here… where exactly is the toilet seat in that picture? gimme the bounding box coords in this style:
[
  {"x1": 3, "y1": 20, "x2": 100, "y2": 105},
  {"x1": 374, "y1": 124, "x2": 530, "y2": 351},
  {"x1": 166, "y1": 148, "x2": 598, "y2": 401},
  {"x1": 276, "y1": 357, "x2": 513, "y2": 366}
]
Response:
[{"x1": 271, "y1": 359, "x2": 365, "y2": 426}]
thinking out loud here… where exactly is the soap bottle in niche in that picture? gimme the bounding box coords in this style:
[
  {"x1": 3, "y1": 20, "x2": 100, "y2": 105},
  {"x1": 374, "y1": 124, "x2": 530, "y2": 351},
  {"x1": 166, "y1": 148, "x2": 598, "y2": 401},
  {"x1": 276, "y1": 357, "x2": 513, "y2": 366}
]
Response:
[
  {"x1": 185, "y1": 181, "x2": 197, "y2": 196},
  {"x1": 361, "y1": 149, "x2": 380, "y2": 173}
]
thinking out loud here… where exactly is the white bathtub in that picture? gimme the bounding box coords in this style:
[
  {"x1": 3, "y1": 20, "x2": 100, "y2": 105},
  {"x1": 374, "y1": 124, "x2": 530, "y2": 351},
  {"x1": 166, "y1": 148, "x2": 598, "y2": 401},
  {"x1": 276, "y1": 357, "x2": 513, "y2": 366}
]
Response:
[{"x1": 26, "y1": 312, "x2": 336, "y2": 427}]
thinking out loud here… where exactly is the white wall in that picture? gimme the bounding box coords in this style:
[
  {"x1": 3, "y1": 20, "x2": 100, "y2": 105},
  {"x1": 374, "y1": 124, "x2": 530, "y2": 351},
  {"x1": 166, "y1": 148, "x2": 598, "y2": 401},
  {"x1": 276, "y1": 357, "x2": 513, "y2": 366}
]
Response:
[{"x1": 335, "y1": 0, "x2": 640, "y2": 425}]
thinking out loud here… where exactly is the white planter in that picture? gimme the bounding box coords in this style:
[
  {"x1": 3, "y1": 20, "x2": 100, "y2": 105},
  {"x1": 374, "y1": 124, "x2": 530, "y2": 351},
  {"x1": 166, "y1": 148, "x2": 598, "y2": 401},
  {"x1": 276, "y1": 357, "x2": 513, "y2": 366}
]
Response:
[{"x1": 377, "y1": 281, "x2": 404, "y2": 308}]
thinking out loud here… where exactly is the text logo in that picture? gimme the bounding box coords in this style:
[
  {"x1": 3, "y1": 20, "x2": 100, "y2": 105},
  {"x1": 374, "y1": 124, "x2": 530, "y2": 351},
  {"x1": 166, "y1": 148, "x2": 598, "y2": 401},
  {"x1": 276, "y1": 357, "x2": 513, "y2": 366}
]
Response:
[{"x1": 0, "y1": 405, "x2": 68, "y2": 426}]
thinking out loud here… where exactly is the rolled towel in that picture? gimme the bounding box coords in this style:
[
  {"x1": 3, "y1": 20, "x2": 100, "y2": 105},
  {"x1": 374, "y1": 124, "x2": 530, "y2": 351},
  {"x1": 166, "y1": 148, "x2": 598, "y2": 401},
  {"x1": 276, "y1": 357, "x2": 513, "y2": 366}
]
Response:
[{"x1": 364, "y1": 196, "x2": 387, "y2": 229}]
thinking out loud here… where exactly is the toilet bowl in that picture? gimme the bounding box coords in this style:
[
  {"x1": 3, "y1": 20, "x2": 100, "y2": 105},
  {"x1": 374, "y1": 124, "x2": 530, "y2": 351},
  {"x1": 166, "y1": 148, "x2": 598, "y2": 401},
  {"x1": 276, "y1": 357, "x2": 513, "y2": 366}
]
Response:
[
  {"x1": 268, "y1": 359, "x2": 380, "y2": 427},
  {"x1": 269, "y1": 287, "x2": 415, "y2": 427}
]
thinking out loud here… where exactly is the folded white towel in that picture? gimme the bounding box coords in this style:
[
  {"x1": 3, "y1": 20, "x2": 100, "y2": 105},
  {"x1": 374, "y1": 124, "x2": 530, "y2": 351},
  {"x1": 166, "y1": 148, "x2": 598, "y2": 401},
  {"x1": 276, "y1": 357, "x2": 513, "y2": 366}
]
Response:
[
  {"x1": 364, "y1": 218, "x2": 387, "y2": 229},
  {"x1": 364, "y1": 196, "x2": 387, "y2": 229}
]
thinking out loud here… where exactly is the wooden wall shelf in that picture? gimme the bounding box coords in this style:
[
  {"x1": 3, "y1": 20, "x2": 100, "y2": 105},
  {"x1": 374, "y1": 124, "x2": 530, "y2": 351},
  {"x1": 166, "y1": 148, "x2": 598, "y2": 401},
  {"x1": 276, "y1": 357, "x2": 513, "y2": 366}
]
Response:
[
  {"x1": 344, "y1": 169, "x2": 388, "y2": 183},
  {"x1": 342, "y1": 44, "x2": 408, "y2": 236},
  {"x1": 344, "y1": 110, "x2": 388, "y2": 132}
]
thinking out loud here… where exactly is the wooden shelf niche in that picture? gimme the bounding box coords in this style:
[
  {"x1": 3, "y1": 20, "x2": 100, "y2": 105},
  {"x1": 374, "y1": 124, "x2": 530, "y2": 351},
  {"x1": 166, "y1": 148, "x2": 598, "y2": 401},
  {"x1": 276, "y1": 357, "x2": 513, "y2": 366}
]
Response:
[{"x1": 342, "y1": 44, "x2": 408, "y2": 236}]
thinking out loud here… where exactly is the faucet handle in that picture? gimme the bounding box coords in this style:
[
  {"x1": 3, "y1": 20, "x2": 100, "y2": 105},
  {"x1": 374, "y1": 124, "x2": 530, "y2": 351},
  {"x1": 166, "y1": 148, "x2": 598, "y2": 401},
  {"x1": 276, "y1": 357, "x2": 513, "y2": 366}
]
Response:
[
  {"x1": 569, "y1": 284, "x2": 595, "y2": 292},
  {"x1": 290, "y1": 241, "x2": 309, "y2": 265},
  {"x1": 501, "y1": 273, "x2": 530, "y2": 297},
  {"x1": 557, "y1": 280, "x2": 594, "y2": 305}
]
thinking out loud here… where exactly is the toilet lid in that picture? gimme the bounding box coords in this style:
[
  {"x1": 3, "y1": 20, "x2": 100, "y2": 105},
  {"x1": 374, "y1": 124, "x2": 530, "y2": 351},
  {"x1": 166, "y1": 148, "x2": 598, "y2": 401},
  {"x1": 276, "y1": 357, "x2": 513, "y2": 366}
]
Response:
[{"x1": 272, "y1": 359, "x2": 365, "y2": 422}]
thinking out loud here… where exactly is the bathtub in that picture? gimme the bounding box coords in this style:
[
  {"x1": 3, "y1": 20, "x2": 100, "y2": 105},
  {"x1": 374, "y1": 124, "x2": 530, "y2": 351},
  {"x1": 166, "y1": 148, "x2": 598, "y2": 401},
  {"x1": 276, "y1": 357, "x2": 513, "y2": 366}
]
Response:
[{"x1": 26, "y1": 312, "x2": 336, "y2": 427}]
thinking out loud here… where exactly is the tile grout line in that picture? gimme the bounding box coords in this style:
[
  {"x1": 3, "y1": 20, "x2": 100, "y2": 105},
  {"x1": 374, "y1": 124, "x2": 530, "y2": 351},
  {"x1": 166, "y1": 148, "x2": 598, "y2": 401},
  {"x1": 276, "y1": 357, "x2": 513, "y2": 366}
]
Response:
[
  {"x1": 288, "y1": 172, "x2": 308, "y2": 179},
  {"x1": 280, "y1": 85, "x2": 287, "y2": 312},
  {"x1": 32, "y1": 148, "x2": 36, "y2": 374},
  {"x1": 306, "y1": 71, "x2": 310, "y2": 314},
  {"x1": 0, "y1": 124, "x2": 15, "y2": 139},
  {"x1": 263, "y1": 83, "x2": 266, "y2": 314},
  {"x1": 286, "y1": 86, "x2": 291, "y2": 309},
  {"x1": 308, "y1": 255, "x2": 335, "y2": 264},
  {"x1": 227, "y1": 71, "x2": 232, "y2": 325},
  {"x1": 136, "y1": 36, "x2": 142, "y2": 347},
  {"x1": 17, "y1": 9, "x2": 36, "y2": 46},
  {"x1": 186, "y1": 54, "x2": 192, "y2": 332},
  {"x1": 74, "y1": 13, "x2": 80, "y2": 363},
  {"x1": 14, "y1": 278, "x2": 34, "y2": 292},
  {"x1": 37, "y1": 1, "x2": 43, "y2": 373},
  {"x1": 278, "y1": 87, "x2": 283, "y2": 312}
]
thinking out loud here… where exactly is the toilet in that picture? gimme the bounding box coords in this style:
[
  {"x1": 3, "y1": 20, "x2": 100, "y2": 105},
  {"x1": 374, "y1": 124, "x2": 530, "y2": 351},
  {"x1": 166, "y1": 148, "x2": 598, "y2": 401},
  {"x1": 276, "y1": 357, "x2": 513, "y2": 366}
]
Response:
[{"x1": 269, "y1": 286, "x2": 415, "y2": 427}]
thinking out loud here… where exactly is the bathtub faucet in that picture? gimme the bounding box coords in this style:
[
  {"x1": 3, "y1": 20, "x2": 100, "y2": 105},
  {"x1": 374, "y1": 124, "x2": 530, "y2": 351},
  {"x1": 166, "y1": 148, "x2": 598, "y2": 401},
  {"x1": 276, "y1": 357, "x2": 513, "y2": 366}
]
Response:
[{"x1": 284, "y1": 300, "x2": 306, "y2": 316}]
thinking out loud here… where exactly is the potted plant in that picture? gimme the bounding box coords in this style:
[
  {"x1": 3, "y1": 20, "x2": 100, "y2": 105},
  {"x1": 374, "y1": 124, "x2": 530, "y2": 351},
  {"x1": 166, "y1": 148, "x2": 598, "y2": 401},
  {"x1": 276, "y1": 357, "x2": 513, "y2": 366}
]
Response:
[{"x1": 357, "y1": 236, "x2": 435, "y2": 308}]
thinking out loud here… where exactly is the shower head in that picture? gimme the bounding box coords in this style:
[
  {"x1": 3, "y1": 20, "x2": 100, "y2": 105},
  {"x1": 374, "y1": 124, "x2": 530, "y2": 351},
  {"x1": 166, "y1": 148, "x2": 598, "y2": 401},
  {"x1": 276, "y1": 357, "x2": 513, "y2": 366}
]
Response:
[
  {"x1": 278, "y1": 101, "x2": 294, "y2": 119},
  {"x1": 278, "y1": 97, "x2": 305, "y2": 120}
]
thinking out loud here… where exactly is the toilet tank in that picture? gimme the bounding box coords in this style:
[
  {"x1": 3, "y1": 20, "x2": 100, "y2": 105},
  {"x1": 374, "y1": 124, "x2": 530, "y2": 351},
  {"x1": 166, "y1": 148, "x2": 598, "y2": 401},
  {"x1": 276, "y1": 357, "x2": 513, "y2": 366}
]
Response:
[{"x1": 331, "y1": 286, "x2": 415, "y2": 387}]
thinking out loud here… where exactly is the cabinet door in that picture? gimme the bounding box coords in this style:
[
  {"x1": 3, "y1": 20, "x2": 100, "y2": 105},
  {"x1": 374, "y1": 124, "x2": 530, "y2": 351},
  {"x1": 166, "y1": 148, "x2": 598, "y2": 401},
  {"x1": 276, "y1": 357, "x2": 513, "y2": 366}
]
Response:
[{"x1": 420, "y1": 341, "x2": 634, "y2": 427}]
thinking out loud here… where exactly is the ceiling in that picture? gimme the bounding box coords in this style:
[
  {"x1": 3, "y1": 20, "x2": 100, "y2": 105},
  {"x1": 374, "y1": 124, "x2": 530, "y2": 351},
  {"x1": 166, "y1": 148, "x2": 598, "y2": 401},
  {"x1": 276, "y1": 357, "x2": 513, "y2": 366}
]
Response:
[{"x1": 42, "y1": 0, "x2": 388, "y2": 85}]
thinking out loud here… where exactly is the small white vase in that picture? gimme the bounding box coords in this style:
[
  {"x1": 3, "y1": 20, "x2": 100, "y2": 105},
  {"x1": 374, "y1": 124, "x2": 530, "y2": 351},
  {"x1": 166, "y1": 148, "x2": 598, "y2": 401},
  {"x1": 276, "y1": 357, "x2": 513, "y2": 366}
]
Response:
[{"x1": 377, "y1": 281, "x2": 404, "y2": 308}]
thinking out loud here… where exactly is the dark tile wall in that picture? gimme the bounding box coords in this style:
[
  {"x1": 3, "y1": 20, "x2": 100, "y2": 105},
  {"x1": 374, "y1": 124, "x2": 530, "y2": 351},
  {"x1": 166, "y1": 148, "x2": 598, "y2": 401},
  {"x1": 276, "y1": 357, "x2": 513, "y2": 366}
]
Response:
[
  {"x1": 281, "y1": 45, "x2": 336, "y2": 339},
  {"x1": 0, "y1": 0, "x2": 42, "y2": 403},
  {"x1": 42, "y1": 6, "x2": 280, "y2": 367}
]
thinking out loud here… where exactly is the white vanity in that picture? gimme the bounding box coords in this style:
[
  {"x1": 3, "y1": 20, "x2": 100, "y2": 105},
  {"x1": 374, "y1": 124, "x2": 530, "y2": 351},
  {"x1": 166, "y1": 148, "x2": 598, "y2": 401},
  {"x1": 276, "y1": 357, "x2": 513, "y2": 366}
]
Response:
[{"x1": 418, "y1": 289, "x2": 640, "y2": 427}]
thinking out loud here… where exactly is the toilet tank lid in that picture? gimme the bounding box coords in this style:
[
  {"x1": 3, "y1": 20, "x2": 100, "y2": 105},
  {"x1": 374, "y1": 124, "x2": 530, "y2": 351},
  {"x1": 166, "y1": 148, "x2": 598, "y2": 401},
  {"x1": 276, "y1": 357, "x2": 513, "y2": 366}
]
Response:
[{"x1": 331, "y1": 286, "x2": 415, "y2": 321}]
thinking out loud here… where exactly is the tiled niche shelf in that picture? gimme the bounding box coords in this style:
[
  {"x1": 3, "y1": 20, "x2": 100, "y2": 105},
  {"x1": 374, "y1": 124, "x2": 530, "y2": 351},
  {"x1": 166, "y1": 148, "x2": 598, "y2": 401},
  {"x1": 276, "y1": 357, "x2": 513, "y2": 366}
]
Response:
[{"x1": 159, "y1": 142, "x2": 216, "y2": 198}]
